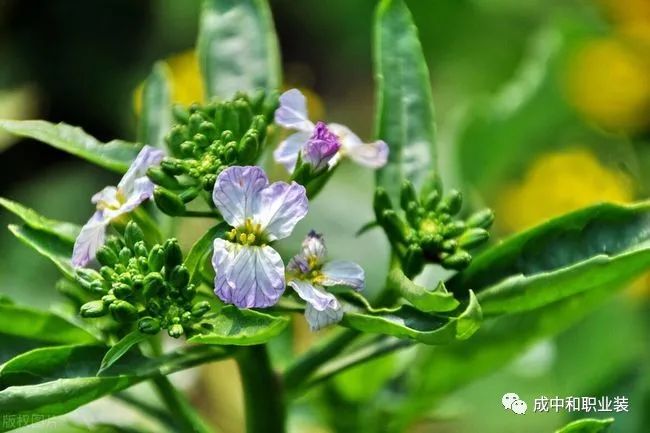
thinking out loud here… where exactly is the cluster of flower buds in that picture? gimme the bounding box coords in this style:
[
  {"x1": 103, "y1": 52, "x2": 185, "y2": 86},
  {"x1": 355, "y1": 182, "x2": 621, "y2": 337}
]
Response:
[
  {"x1": 75, "y1": 221, "x2": 212, "y2": 338},
  {"x1": 374, "y1": 179, "x2": 494, "y2": 276},
  {"x1": 148, "y1": 91, "x2": 277, "y2": 215}
]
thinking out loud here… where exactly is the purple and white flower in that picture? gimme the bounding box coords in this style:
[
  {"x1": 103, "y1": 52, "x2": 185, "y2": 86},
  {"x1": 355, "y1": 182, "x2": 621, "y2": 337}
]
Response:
[
  {"x1": 72, "y1": 145, "x2": 164, "y2": 267},
  {"x1": 211, "y1": 166, "x2": 308, "y2": 308},
  {"x1": 274, "y1": 88, "x2": 389, "y2": 173},
  {"x1": 287, "y1": 231, "x2": 364, "y2": 331}
]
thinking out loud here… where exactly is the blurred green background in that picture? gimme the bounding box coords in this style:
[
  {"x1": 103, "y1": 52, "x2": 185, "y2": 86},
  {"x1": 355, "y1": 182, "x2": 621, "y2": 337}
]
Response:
[{"x1": 0, "y1": 0, "x2": 648, "y2": 432}]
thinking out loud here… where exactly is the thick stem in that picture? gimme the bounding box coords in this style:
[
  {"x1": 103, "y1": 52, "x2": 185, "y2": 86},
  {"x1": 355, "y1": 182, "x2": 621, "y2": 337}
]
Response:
[
  {"x1": 152, "y1": 375, "x2": 214, "y2": 433},
  {"x1": 283, "y1": 329, "x2": 359, "y2": 392},
  {"x1": 236, "y1": 345, "x2": 285, "y2": 433}
]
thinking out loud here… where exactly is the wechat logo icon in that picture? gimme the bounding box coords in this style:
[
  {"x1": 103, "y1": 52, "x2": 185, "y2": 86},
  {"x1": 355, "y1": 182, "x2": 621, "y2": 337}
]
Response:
[{"x1": 502, "y1": 392, "x2": 527, "y2": 415}]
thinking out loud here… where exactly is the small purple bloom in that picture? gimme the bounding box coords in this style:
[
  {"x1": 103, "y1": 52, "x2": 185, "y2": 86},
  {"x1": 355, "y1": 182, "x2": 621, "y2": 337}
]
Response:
[
  {"x1": 72, "y1": 145, "x2": 164, "y2": 267},
  {"x1": 301, "y1": 122, "x2": 341, "y2": 172},
  {"x1": 211, "y1": 166, "x2": 308, "y2": 308},
  {"x1": 287, "y1": 231, "x2": 364, "y2": 331},
  {"x1": 274, "y1": 89, "x2": 389, "y2": 173}
]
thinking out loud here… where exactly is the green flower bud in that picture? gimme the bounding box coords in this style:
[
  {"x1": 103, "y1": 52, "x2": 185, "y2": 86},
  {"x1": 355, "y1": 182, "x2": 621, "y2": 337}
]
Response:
[
  {"x1": 179, "y1": 187, "x2": 200, "y2": 204},
  {"x1": 138, "y1": 316, "x2": 161, "y2": 335},
  {"x1": 96, "y1": 245, "x2": 119, "y2": 267},
  {"x1": 400, "y1": 180, "x2": 419, "y2": 212},
  {"x1": 458, "y1": 228, "x2": 489, "y2": 249},
  {"x1": 148, "y1": 299, "x2": 162, "y2": 315},
  {"x1": 381, "y1": 210, "x2": 408, "y2": 244},
  {"x1": 112, "y1": 283, "x2": 133, "y2": 299},
  {"x1": 80, "y1": 300, "x2": 107, "y2": 318},
  {"x1": 466, "y1": 208, "x2": 495, "y2": 229},
  {"x1": 154, "y1": 187, "x2": 186, "y2": 216},
  {"x1": 238, "y1": 133, "x2": 259, "y2": 163},
  {"x1": 191, "y1": 301, "x2": 211, "y2": 317},
  {"x1": 422, "y1": 190, "x2": 441, "y2": 211},
  {"x1": 133, "y1": 241, "x2": 148, "y2": 258},
  {"x1": 168, "y1": 323, "x2": 184, "y2": 338},
  {"x1": 441, "y1": 250, "x2": 472, "y2": 270},
  {"x1": 100, "y1": 266, "x2": 117, "y2": 283},
  {"x1": 172, "y1": 105, "x2": 190, "y2": 124},
  {"x1": 403, "y1": 244, "x2": 424, "y2": 277},
  {"x1": 143, "y1": 272, "x2": 165, "y2": 298},
  {"x1": 444, "y1": 220, "x2": 466, "y2": 238},
  {"x1": 76, "y1": 268, "x2": 102, "y2": 287},
  {"x1": 119, "y1": 247, "x2": 133, "y2": 265},
  {"x1": 89, "y1": 280, "x2": 107, "y2": 295},
  {"x1": 405, "y1": 201, "x2": 422, "y2": 227},
  {"x1": 102, "y1": 294, "x2": 116, "y2": 305},
  {"x1": 124, "y1": 221, "x2": 145, "y2": 250},
  {"x1": 169, "y1": 265, "x2": 190, "y2": 290},
  {"x1": 181, "y1": 311, "x2": 193, "y2": 323},
  {"x1": 182, "y1": 284, "x2": 197, "y2": 301},
  {"x1": 373, "y1": 187, "x2": 393, "y2": 222},
  {"x1": 148, "y1": 245, "x2": 165, "y2": 271},
  {"x1": 105, "y1": 237, "x2": 123, "y2": 253},
  {"x1": 109, "y1": 300, "x2": 139, "y2": 323},
  {"x1": 148, "y1": 166, "x2": 181, "y2": 189},
  {"x1": 164, "y1": 239, "x2": 183, "y2": 269},
  {"x1": 438, "y1": 190, "x2": 463, "y2": 215}
]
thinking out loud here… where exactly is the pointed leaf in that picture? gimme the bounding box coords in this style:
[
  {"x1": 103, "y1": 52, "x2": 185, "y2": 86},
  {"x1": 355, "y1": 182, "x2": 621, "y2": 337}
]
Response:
[
  {"x1": 0, "y1": 303, "x2": 98, "y2": 346},
  {"x1": 138, "y1": 62, "x2": 172, "y2": 149},
  {"x1": 0, "y1": 197, "x2": 80, "y2": 243},
  {"x1": 388, "y1": 268, "x2": 459, "y2": 312},
  {"x1": 8, "y1": 224, "x2": 74, "y2": 279},
  {"x1": 0, "y1": 120, "x2": 140, "y2": 173},
  {"x1": 341, "y1": 291, "x2": 481, "y2": 344},
  {"x1": 188, "y1": 306, "x2": 289, "y2": 346},
  {"x1": 374, "y1": 0, "x2": 436, "y2": 203},
  {"x1": 184, "y1": 222, "x2": 228, "y2": 285},
  {"x1": 449, "y1": 201, "x2": 650, "y2": 315},
  {"x1": 555, "y1": 418, "x2": 614, "y2": 433},
  {"x1": 98, "y1": 331, "x2": 147, "y2": 375},
  {"x1": 198, "y1": 0, "x2": 281, "y2": 100}
]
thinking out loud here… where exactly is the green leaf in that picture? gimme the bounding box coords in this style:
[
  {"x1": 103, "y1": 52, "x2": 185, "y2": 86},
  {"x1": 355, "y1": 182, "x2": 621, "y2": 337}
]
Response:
[
  {"x1": 8, "y1": 224, "x2": 74, "y2": 279},
  {"x1": 184, "y1": 222, "x2": 228, "y2": 285},
  {"x1": 138, "y1": 62, "x2": 172, "y2": 149},
  {"x1": 0, "y1": 120, "x2": 141, "y2": 173},
  {"x1": 555, "y1": 418, "x2": 614, "y2": 433},
  {"x1": 0, "y1": 197, "x2": 80, "y2": 243},
  {"x1": 0, "y1": 344, "x2": 229, "y2": 431},
  {"x1": 188, "y1": 306, "x2": 289, "y2": 346},
  {"x1": 197, "y1": 0, "x2": 281, "y2": 100},
  {"x1": 341, "y1": 291, "x2": 481, "y2": 344},
  {"x1": 449, "y1": 202, "x2": 650, "y2": 316},
  {"x1": 374, "y1": 0, "x2": 437, "y2": 203},
  {"x1": 98, "y1": 331, "x2": 147, "y2": 375},
  {"x1": 388, "y1": 268, "x2": 459, "y2": 312},
  {"x1": 0, "y1": 303, "x2": 98, "y2": 346}
]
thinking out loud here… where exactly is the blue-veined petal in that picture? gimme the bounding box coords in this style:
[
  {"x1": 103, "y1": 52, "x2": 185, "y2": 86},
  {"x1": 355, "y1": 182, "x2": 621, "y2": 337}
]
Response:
[
  {"x1": 305, "y1": 299, "x2": 343, "y2": 331},
  {"x1": 328, "y1": 123, "x2": 388, "y2": 168},
  {"x1": 288, "y1": 279, "x2": 338, "y2": 312},
  {"x1": 118, "y1": 145, "x2": 165, "y2": 195},
  {"x1": 275, "y1": 89, "x2": 315, "y2": 132},
  {"x1": 212, "y1": 166, "x2": 269, "y2": 228},
  {"x1": 72, "y1": 211, "x2": 110, "y2": 268},
  {"x1": 273, "y1": 131, "x2": 311, "y2": 173},
  {"x1": 321, "y1": 260, "x2": 365, "y2": 291},
  {"x1": 105, "y1": 177, "x2": 155, "y2": 220},
  {"x1": 256, "y1": 181, "x2": 308, "y2": 241}
]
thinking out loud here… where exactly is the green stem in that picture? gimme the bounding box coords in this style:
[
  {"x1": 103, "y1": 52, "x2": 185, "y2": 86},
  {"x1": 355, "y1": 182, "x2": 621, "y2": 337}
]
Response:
[
  {"x1": 152, "y1": 375, "x2": 214, "y2": 433},
  {"x1": 283, "y1": 329, "x2": 359, "y2": 392},
  {"x1": 236, "y1": 345, "x2": 285, "y2": 433}
]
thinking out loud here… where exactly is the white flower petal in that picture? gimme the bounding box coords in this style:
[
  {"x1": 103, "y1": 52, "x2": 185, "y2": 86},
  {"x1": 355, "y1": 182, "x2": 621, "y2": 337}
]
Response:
[
  {"x1": 72, "y1": 211, "x2": 110, "y2": 268},
  {"x1": 321, "y1": 260, "x2": 365, "y2": 291},
  {"x1": 328, "y1": 123, "x2": 388, "y2": 168},
  {"x1": 104, "y1": 177, "x2": 155, "y2": 220},
  {"x1": 91, "y1": 186, "x2": 119, "y2": 207},
  {"x1": 288, "y1": 279, "x2": 338, "y2": 312},
  {"x1": 273, "y1": 131, "x2": 311, "y2": 173},
  {"x1": 212, "y1": 238, "x2": 239, "y2": 304},
  {"x1": 118, "y1": 145, "x2": 165, "y2": 195},
  {"x1": 218, "y1": 245, "x2": 285, "y2": 308},
  {"x1": 256, "y1": 181, "x2": 308, "y2": 241},
  {"x1": 305, "y1": 299, "x2": 343, "y2": 331},
  {"x1": 275, "y1": 89, "x2": 314, "y2": 132},
  {"x1": 212, "y1": 166, "x2": 269, "y2": 228}
]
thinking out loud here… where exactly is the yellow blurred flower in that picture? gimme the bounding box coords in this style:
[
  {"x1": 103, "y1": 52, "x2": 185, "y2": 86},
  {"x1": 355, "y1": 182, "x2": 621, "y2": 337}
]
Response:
[
  {"x1": 599, "y1": 0, "x2": 650, "y2": 28},
  {"x1": 496, "y1": 149, "x2": 632, "y2": 233},
  {"x1": 564, "y1": 38, "x2": 650, "y2": 132}
]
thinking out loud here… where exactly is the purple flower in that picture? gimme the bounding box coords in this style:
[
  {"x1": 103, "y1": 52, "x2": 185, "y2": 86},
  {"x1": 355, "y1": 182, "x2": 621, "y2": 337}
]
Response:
[
  {"x1": 72, "y1": 145, "x2": 164, "y2": 267},
  {"x1": 287, "y1": 231, "x2": 364, "y2": 331},
  {"x1": 274, "y1": 89, "x2": 389, "y2": 173},
  {"x1": 211, "y1": 166, "x2": 308, "y2": 308},
  {"x1": 301, "y1": 122, "x2": 341, "y2": 171}
]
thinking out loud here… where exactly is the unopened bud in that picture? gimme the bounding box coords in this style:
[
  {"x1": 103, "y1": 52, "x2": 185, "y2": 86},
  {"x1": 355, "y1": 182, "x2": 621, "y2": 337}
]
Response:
[
  {"x1": 154, "y1": 187, "x2": 186, "y2": 216},
  {"x1": 80, "y1": 300, "x2": 107, "y2": 318}
]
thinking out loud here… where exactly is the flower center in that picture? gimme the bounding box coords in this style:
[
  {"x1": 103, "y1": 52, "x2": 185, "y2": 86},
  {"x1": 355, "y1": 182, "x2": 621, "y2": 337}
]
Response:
[
  {"x1": 419, "y1": 218, "x2": 440, "y2": 235},
  {"x1": 227, "y1": 218, "x2": 268, "y2": 246},
  {"x1": 97, "y1": 190, "x2": 127, "y2": 211}
]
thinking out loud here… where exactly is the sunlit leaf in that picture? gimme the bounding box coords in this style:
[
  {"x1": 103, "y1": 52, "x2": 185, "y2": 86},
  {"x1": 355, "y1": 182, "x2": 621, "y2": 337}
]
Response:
[
  {"x1": 98, "y1": 331, "x2": 147, "y2": 375},
  {"x1": 388, "y1": 268, "x2": 459, "y2": 312},
  {"x1": 8, "y1": 224, "x2": 74, "y2": 279},
  {"x1": 0, "y1": 120, "x2": 140, "y2": 173},
  {"x1": 0, "y1": 197, "x2": 80, "y2": 243}
]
